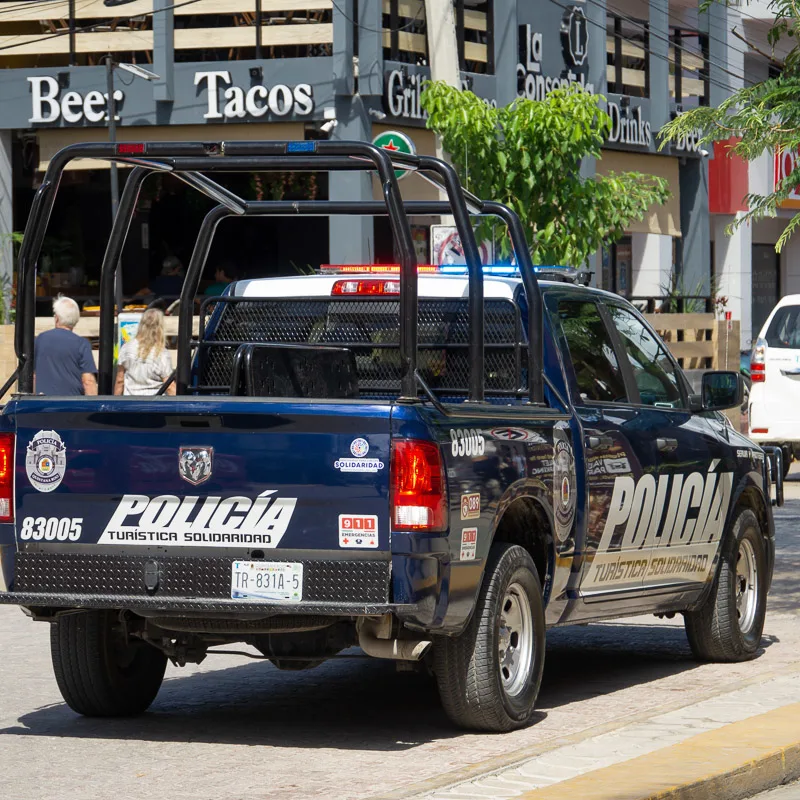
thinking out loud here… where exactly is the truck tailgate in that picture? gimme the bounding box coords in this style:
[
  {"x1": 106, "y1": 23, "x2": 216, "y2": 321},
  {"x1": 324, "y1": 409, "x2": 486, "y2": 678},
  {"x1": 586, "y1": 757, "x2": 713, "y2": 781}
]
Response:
[
  {"x1": 14, "y1": 397, "x2": 392, "y2": 552},
  {"x1": 8, "y1": 397, "x2": 398, "y2": 611}
]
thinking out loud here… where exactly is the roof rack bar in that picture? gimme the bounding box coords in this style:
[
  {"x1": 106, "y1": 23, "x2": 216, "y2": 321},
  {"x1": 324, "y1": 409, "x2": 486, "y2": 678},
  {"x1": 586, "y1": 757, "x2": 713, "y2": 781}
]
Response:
[
  {"x1": 483, "y1": 201, "x2": 544, "y2": 404},
  {"x1": 174, "y1": 172, "x2": 247, "y2": 215},
  {"x1": 97, "y1": 166, "x2": 150, "y2": 395}
]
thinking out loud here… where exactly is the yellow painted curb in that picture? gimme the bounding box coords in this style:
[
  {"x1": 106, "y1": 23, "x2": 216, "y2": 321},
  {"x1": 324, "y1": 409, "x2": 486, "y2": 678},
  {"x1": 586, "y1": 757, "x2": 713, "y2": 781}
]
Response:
[{"x1": 518, "y1": 702, "x2": 800, "y2": 800}]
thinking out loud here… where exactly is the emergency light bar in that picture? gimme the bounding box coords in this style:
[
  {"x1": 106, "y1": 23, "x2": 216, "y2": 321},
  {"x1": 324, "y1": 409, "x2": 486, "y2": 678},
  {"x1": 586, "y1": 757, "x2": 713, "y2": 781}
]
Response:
[{"x1": 320, "y1": 263, "x2": 580, "y2": 277}]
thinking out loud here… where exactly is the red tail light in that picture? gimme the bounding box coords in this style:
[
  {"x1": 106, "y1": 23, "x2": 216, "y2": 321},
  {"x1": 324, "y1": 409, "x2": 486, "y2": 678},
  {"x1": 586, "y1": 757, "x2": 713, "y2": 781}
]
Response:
[
  {"x1": 331, "y1": 279, "x2": 400, "y2": 296},
  {"x1": 751, "y1": 362, "x2": 765, "y2": 383},
  {"x1": 390, "y1": 439, "x2": 448, "y2": 532},
  {"x1": 116, "y1": 143, "x2": 145, "y2": 155},
  {"x1": 0, "y1": 433, "x2": 15, "y2": 522}
]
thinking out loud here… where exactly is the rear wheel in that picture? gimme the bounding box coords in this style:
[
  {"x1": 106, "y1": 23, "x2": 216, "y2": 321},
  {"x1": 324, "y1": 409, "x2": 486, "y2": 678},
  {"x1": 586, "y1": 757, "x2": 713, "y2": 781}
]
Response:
[
  {"x1": 433, "y1": 543, "x2": 545, "y2": 731},
  {"x1": 684, "y1": 508, "x2": 767, "y2": 662},
  {"x1": 51, "y1": 610, "x2": 167, "y2": 716}
]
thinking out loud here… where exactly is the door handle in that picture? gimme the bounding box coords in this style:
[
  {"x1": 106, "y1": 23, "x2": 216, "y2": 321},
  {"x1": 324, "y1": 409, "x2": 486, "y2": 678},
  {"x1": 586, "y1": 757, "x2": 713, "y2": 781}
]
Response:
[
  {"x1": 586, "y1": 435, "x2": 614, "y2": 450},
  {"x1": 657, "y1": 438, "x2": 678, "y2": 453}
]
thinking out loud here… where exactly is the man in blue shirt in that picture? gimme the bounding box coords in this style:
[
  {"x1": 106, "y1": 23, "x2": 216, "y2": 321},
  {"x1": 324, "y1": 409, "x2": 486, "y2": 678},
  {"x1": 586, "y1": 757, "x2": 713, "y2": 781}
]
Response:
[{"x1": 34, "y1": 295, "x2": 97, "y2": 395}]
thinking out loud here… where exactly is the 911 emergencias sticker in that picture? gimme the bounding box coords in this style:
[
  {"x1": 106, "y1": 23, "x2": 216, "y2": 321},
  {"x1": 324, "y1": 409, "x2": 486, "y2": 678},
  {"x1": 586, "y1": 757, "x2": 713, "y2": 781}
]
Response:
[
  {"x1": 460, "y1": 527, "x2": 477, "y2": 560},
  {"x1": 339, "y1": 514, "x2": 378, "y2": 548}
]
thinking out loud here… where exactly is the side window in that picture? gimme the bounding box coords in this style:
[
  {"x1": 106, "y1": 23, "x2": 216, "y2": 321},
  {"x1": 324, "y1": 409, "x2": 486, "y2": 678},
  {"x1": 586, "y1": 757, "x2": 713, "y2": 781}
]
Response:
[
  {"x1": 556, "y1": 299, "x2": 629, "y2": 404},
  {"x1": 607, "y1": 305, "x2": 683, "y2": 408}
]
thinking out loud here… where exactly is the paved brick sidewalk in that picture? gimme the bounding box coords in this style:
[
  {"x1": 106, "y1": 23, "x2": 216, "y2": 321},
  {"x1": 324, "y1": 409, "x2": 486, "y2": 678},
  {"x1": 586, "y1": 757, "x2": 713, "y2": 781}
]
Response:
[{"x1": 410, "y1": 668, "x2": 800, "y2": 800}]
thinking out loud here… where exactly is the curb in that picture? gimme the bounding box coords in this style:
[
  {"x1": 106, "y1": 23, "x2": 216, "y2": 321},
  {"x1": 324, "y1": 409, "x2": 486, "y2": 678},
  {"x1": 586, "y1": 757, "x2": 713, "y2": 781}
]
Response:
[{"x1": 516, "y1": 701, "x2": 800, "y2": 800}]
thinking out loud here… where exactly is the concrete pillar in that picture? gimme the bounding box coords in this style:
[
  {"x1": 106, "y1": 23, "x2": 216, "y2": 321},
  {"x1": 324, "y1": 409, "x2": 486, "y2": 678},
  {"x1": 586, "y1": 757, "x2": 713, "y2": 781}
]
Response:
[
  {"x1": 649, "y1": 0, "x2": 669, "y2": 132},
  {"x1": 0, "y1": 131, "x2": 12, "y2": 322},
  {"x1": 328, "y1": 0, "x2": 375, "y2": 264},
  {"x1": 153, "y1": 0, "x2": 174, "y2": 103},
  {"x1": 583, "y1": 0, "x2": 605, "y2": 280},
  {"x1": 493, "y1": 0, "x2": 517, "y2": 108},
  {"x1": 631, "y1": 233, "x2": 672, "y2": 297},
  {"x1": 713, "y1": 212, "x2": 752, "y2": 349},
  {"x1": 679, "y1": 158, "x2": 711, "y2": 296}
]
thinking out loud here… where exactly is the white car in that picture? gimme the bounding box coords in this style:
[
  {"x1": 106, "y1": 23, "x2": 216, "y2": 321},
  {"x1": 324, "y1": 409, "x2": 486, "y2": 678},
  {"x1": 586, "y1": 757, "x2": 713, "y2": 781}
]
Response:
[{"x1": 749, "y1": 293, "x2": 800, "y2": 474}]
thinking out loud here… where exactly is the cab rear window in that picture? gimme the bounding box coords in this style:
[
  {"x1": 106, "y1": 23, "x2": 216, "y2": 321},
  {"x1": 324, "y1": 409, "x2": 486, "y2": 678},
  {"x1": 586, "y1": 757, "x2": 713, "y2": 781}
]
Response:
[{"x1": 765, "y1": 306, "x2": 800, "y2": 349}]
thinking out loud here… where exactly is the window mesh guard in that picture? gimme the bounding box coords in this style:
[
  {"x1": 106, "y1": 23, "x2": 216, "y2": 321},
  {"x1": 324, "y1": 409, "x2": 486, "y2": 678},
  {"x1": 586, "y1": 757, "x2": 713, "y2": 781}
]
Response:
[{"x1": 196, "y1": 297, "x2": 526, "y2": 399}]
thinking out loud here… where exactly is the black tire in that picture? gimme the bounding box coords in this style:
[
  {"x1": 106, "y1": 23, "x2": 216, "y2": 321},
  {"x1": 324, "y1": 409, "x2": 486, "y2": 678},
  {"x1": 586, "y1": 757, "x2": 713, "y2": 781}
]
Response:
[
  {"x1": 51, "y1": 610, "x2": 167, "y2": 716},
  {"x1": 684, "y1": 508, "x2": 767, "y2": 662},
  {"x1": 433, "y1": 543, "x2": 546, "y2": 732}
]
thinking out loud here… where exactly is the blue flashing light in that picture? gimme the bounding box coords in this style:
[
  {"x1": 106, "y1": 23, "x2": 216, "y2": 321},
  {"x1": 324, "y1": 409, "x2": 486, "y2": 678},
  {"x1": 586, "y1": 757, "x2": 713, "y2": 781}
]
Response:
[
  {"x1": 437, "y1": 264, "x2": 521, "y2": 276},
  {"x1": 287, "y1": 141, "x2": 316, "y2": 153}
]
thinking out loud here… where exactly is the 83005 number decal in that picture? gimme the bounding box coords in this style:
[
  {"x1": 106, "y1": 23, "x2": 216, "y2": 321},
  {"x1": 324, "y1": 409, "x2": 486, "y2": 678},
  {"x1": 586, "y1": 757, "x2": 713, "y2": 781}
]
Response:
[
  {"x1": 450, "y1": 428, "x2": 485, "y2": 458},
  {"x1": 19, "y1": 517, "x2": 83, "y2": 541}
]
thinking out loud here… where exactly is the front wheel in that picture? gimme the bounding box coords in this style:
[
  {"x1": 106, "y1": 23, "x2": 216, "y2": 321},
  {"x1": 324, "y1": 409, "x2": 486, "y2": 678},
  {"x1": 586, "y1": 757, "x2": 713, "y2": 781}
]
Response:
[
  {"x1": 51, "y1": 610, "x2": 167, "y2": 716},
  {"x1": 684, "y1": 508, "x2": 767, "y2": 662},
  {"x1": 433, "y1": 543, "x2": 546, "y2": 731}
]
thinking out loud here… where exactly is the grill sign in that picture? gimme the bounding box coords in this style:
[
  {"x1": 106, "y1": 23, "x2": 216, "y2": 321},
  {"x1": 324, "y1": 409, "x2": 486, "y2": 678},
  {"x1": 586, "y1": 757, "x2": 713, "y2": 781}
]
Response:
[{"x1": 97, "y1": 491, "x2": 298, "y2": 547}]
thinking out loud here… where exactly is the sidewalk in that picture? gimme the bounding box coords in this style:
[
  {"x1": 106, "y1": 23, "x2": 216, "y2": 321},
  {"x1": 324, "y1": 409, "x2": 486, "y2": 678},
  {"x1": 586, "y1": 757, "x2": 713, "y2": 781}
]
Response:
[{"x1": 396, "y1": 665, "x2": 800, "y2": 800}]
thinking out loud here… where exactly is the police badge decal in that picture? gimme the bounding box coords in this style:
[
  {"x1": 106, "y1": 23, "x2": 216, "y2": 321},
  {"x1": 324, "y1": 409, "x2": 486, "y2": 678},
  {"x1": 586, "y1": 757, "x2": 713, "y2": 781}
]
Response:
[
  {"x1": 553, "y1": 423, "x2": 577, "y2": 543},
  {"x1": 26, "y1": 429, "x2": 67, "y2": 492}
]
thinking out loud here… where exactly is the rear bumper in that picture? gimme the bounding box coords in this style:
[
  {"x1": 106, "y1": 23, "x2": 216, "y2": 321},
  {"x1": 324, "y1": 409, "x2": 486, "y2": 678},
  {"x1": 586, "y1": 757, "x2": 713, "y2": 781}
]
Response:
[
  {"x1": 0, "y1": 592, "x2": 415, "y2": 616},
  {"x1": 2, "y1": 552, "x2": 407, "y2": 616}
]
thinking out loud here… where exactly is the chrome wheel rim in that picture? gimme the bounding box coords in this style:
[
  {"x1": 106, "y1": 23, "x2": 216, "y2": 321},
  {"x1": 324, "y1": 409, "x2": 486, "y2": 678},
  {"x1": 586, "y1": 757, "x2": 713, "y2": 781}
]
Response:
[
  {"x1": 736, "y1": 538, "x2": 758, "y2": 635},
  {"x1": 498, "y1": 582, "x2": 533, "y2": 697}
]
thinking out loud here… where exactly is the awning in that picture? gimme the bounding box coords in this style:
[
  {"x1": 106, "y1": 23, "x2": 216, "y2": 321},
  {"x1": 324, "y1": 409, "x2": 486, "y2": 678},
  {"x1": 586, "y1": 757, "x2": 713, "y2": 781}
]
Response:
[
  {"x1": 596, "y1": 150, "x2": 681, "y2": 238},
  {"x1": 37, "y1": 122, "x2": 306, "y2": 171}
]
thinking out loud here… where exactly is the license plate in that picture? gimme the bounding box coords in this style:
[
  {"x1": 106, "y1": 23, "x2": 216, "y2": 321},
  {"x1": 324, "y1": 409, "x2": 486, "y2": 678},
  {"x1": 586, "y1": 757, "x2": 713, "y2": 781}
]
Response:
[{"x1": 230, "y1": 561, "x2": 303, "y2": 602}]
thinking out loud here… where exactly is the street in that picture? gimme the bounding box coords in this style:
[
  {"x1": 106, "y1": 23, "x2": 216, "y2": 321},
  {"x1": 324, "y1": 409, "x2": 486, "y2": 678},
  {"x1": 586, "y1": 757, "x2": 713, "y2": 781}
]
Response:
[{"x1": 1, "y1": 484, "x2": 799, "y2": 800}]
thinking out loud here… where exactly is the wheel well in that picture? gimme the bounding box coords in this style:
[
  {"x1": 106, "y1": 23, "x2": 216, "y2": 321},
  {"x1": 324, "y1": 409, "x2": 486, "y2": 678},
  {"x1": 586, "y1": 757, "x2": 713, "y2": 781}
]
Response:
[
  {"x1": 735, "y1": 486, "x2": 769, "y2": 536},
  {"x1": 492, "y1": 497, "x2": 552, "y2": 597}
]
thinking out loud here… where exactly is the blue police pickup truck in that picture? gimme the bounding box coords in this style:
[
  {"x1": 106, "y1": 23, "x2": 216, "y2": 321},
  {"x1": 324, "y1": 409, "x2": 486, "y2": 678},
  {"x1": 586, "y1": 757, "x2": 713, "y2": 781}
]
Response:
[{"x1": 0, "y1": 141, "x2": 782, "y2": 732}]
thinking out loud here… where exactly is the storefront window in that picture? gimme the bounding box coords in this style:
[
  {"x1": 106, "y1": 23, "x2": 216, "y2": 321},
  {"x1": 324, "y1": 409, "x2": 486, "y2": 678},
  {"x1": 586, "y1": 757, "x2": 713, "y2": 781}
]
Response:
[
  {"x1": 669, "y1": 27, "x2": 709, "y2": 107},
  {"x1": 606, "y1": 13, "x2": 649, "y2": 98},
  {"x1": 601, "y1": 237, "x2": 632, "y2": 298},
  {"x1": 383, "y1": 0, "x2": 429, "y2": 65},
  {"x1": 0, "y1": 5, "x2": 333, "y2": 69}
]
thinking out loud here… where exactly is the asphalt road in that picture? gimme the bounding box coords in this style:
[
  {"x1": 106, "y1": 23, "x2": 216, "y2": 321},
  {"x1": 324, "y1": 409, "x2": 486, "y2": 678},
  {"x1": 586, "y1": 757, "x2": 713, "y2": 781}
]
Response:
[{"x1": 1, "y1": 484, "x2": 799, "y2": 800}]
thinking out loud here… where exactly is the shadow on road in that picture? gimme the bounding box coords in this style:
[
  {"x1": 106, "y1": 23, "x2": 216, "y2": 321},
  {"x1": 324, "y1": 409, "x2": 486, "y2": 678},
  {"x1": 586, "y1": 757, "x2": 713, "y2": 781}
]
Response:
[{"x1": 1, "y1": 620, "x2": 776, "y2": 748}]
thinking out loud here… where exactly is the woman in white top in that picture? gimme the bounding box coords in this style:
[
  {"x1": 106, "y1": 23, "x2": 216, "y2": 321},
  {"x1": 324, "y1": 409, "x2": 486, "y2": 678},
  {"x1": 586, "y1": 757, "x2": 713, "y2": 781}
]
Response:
[{"x1": 114, "y1": 308, "x2": 175, "y2": 396}]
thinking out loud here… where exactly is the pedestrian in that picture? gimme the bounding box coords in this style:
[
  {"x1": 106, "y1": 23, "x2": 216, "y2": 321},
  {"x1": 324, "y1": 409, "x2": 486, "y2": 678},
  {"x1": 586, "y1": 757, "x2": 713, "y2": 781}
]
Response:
[
  {"x1": 34, "y1": 295, "x2": 97, "y2": 395},
  {"x1": 151, "y1": 255, "x2": 185, "y2": 298},
  {"x1": 114, "y1": 308, "x2": 175, "y2": 396},
  {"x1": 204, "y1": 261, "x2": 240, "y2": 296}
]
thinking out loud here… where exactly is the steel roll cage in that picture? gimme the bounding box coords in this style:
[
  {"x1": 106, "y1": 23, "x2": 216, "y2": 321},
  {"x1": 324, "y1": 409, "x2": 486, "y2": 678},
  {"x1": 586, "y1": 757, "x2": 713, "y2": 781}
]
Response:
[{"x1": 14, "y1": 140, "x2": 544, "y2": 405}]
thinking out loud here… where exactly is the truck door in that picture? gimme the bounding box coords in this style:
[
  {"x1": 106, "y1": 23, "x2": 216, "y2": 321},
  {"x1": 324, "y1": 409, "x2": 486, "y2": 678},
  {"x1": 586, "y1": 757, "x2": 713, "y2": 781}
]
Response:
[
  {"x1": 602, "y1": 303, "x2": 726, "y2": 593},
  {"x1": 549, "y1": 295, "x2": 657, "y2": 596}
]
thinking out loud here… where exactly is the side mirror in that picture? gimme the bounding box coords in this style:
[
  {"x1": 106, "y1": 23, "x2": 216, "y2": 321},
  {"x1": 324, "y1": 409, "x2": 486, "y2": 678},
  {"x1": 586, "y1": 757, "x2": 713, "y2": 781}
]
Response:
[{"x1": 700, "y1": 370, "x2": 744, "y2": 411}]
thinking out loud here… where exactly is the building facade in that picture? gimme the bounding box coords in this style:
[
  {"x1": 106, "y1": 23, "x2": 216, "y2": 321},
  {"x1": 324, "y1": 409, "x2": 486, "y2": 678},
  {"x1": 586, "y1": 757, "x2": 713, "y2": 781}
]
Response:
[{"x1": 0, "y1": 0, "x2": 775, "y2": 348}]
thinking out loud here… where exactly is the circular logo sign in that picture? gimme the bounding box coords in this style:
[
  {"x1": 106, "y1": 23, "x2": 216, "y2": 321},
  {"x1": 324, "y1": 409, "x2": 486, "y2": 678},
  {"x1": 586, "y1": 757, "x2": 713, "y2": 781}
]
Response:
[
  {"x1": 372, "y1": 131, "x2": 416, "y2": 180},
  {"x1": 553, "y1": 423, "x2": 577, "y2": 543},
  {"x1": 26, "y1": 429, "x2": 67, "y2": 493},
  {"x1": 350, "y1": 438, "x2": 370, "y2": 458}
]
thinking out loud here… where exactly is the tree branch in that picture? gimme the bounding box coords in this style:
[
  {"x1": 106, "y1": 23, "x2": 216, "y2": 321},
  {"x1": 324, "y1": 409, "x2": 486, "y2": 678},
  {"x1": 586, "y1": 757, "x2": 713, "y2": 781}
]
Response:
[{"x1": 731, "y1": 26, "x2": 784, "y2": 67}]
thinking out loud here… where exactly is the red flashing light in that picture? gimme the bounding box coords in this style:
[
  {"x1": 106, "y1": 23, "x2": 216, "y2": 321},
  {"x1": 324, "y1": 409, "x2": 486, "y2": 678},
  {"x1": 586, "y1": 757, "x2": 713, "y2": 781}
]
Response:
[
  {"x1": 321, "y1": 264, "x2": 439, "y2": 274},
  {"x1": 750, "y1": 362, "x2": 765, "y2": 383},
  {"x1": 751, "y1": 428, "x2": 769, "y2": 434},
  {"x1": 117, "y1": 143, "x2": 146, "y2": 155},
  {"x1": 391, "y1": 439, "x2": 448, "y2": 532},
  {"x1": 0, "y1": 433, "x2": 15, "y2": 523},
  {"x1": 332, "y1": 279, "x2": 400, "y2": 296}
]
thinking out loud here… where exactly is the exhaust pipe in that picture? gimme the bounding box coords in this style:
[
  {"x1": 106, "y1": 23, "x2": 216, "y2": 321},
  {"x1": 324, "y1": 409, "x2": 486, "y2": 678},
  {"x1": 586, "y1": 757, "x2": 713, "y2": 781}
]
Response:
[{"x1": 357, "y1": 616, "x2": 432, "y2": 661}]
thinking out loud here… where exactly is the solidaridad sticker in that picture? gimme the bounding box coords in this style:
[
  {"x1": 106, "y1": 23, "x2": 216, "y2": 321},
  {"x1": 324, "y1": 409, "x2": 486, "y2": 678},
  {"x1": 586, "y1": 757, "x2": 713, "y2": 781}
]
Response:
[
  {"x1": 26, "y1": 429, "x2": 67, "y2": 493},
  {"x1": 553, "y1": 422, "x2": 577, "y2": 542}
]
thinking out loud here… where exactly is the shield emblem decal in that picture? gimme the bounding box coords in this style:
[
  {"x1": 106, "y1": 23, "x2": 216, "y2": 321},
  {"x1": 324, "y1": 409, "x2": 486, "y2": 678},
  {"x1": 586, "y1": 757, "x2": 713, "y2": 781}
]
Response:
[{"x1": 179, "y1": 447, "x2": 213, "y2": 485}]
